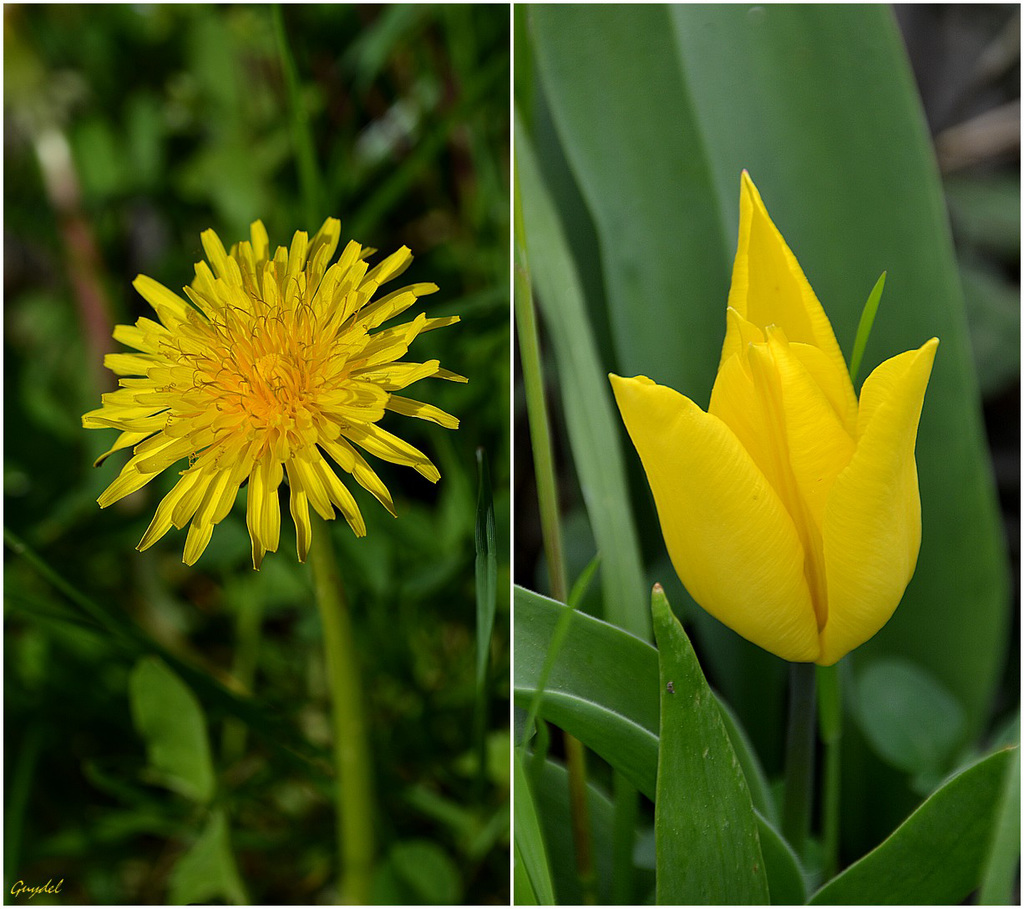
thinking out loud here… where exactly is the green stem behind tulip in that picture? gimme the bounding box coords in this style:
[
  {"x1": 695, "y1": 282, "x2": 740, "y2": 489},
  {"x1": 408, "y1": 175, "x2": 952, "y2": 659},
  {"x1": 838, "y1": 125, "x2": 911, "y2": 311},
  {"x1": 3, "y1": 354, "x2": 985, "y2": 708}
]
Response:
[
  {"x1": 515, "y1": 160, "x2": 596, "y2": 903},
  {"x1": 782, "y1": 662, "x2": 817, "y2": 857},
  {"x1": 513, "y1": 163, "x2": 567, "y2": 601},
  {"x1": 817, "y1": 662, "x2": 843, "y2": 879},
  {"x1": 309, "y1": 526, "x2": 374, "y2": 904}
]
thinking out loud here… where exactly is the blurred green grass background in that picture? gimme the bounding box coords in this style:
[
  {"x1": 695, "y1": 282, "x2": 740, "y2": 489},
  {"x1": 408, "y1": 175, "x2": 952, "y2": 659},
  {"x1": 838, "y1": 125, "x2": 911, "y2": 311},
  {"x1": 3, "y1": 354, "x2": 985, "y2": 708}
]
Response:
[{"x1": 5, "y1": 4, "x2": 509, "y2": 904}]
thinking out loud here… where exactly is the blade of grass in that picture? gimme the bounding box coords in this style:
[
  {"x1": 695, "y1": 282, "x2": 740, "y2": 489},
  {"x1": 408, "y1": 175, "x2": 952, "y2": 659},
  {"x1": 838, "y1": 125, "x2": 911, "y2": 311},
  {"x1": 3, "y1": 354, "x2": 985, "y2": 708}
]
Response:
[
  {"x1": 473, "y1": 447, "x2": 498, "y2": 797},
  {"x1": 4, "y1": 722, "x2": 43, "y2": 892},
  {"x1": 515, "y1": 749, "x2": 557, "y2": 905},
  {"x1": 272, "y1": 4, "x2": 323, "y2": 228},
  {"x1": 567, "y1": 554, "x2": 601, "y2": 611}
]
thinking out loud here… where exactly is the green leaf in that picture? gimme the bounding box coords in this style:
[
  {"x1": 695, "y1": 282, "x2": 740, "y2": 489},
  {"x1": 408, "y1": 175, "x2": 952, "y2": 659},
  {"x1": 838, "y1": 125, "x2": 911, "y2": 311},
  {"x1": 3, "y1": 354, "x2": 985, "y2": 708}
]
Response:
[
  {"x1": 754, "y1": 812, "x2": 807, "y2": 905},
  {"x1": 513, "y1": 842, "x2": 539, "y2": 906},
  {"x1": 854, "y1": 658, "x2": 965, "y2": 781},
  {"x1": 567, "y1": 553, "x2": 601, "y2": 611},
  {"x1": 514, "y1": 749, "x2": 556, "y2": 906},
  {"x1": 809, "y1": 748, "x2": 1016, "y2": 904},
  {"x1": 849, "y1": 272, "x2": 886, "y2": 385},
  {"x1": 528, "y1": 6, "x2": 727, "y2": 402},
  {"x1": 718, "y1": 696, "x2": 779, "y2": 829},
  {"x1": 529, "y1": 757, "x2": 634, "y2": 904},
  {"x1": 168, "y1": 809, "x2": 248, "y2": 905},
  {"x1": 979, "y1": 741, "x2": 1021, "y2": 905},
  {"x1": 516, "y1": 586, "x2": 813, "y2": 900},
  {"x1": 128, "y1": 656, "x2": 215, "y2": 803},
  {"x1": 514, "y1": 586, "x2": 777, "y2": 823},
  {"x1": 514, "y1": 586, "x2": 659, "y2": 796},
  {"x1": 651, "y1": 586, "x2": 768, "y2": 904},
  {"x1": 515, "y1": 111, "x2": 649, "y2": 640}
]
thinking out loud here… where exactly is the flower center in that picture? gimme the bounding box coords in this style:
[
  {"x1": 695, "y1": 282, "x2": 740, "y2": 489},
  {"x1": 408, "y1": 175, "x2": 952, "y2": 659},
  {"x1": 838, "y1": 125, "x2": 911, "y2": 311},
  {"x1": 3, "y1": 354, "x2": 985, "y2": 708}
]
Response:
[{"x1": 183, "y1": 300, "x2": 342, "y2": 454}]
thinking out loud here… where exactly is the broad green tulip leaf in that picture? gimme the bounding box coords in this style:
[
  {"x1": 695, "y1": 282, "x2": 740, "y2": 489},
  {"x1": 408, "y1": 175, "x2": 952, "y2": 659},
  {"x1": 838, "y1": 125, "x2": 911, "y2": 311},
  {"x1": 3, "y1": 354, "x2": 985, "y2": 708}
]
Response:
[
  {"x1": 514, "y1": 585, "x2": 659, "y2": 795},
  {"x1": 513, "y1": 842, "x2": 539, "y2": 906},
  {"x1": 528, "y1": 1, "x2": 1009, "y2": 846},
  {"x1": 652, "y1": 586, "x2": 768, "y2": 904},
  {"x1": 529, "y1": 6, "x2": 727, "y2": 401},
  {"x1": 515, "y1": 111, "x2": 649, "y2": 640},
  {"x1": 513, "y1": 749, "x2": 556, "y2": 906},
  {"x1": 128, "y1": 656, "x2": 215, "y2": 804},
  {"x1": 514, "y1": 586, "x2": 777, "y2": 823},
  {"x1": 516, "y1": 589, "x2": 805, "y2": 903},
  {"x1": 978, "y1": 741, "x2": 1021, "y2": 905},
  {"x1": 528, "y1": 757, "x2": 637, "y2": 904},
  {"x1": 809, "y1": 748, "x2": 1016, "y2": 904},
  {"x1": 754, "y1": 812, "x2": 807, "y2": 906},
  {"x1": 717, "y1": 693, "x2": 779, "y2": 829},
  {"x1": 168, "y1": 809, "x2": 248, "y2": 905},
  {"x1": 854, "y1": 658, "x2": 965, "y2": 779}
]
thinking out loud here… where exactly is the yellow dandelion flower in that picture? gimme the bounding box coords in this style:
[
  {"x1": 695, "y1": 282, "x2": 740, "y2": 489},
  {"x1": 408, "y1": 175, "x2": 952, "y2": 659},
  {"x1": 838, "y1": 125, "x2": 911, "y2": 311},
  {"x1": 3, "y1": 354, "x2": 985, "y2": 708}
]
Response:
[{"x1": 83, "y1": 218, "x2": 464, "y2": 568}]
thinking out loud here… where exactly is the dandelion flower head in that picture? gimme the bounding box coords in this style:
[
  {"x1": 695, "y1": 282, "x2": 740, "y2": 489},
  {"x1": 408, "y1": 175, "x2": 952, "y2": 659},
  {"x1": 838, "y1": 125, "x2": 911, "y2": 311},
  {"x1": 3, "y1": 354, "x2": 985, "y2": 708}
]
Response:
[{"x1": 83, "y1": 218, "x2": 463, "y2": 568}]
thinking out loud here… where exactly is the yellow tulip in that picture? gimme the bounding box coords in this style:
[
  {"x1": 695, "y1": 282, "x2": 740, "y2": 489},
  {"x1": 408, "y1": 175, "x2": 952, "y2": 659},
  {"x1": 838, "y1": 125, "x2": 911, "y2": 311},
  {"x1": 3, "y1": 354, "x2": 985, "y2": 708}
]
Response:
[{"x1": 611, "y1": 172, "x2": 938, "y2": 665}]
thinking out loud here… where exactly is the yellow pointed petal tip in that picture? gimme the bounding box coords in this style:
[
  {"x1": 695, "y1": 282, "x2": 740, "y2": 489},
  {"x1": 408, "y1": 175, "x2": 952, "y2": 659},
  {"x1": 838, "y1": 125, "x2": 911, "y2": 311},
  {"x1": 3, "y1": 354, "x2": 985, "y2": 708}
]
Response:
[
  {"x1": 612, "y1": 179, "x2": 939, "y2": 665},
  {"x1": 84, "y1": 217, "x2": 462, "y2": 568}
]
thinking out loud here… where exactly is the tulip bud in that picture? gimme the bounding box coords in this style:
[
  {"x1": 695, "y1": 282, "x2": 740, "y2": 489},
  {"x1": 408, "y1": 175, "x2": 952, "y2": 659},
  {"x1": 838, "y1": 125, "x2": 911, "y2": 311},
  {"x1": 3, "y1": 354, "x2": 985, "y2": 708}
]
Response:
[{"x1": 612, "y1": 172, "x2": 937, "y2": 665}]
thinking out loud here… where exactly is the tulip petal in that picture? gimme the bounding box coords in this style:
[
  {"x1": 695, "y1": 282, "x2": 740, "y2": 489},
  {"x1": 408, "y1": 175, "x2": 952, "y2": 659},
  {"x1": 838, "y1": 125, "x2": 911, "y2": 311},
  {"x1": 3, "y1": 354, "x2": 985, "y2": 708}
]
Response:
[
  {"x1": 710, "y1": 328, "x2": 855, "y2": 535},
  {"x1": 611, "y1": 373, "x2": 820, "y2": 662},
  {"x1": 719, "y1": 305, "x2": 765, "y2": 366},
  {"x1": 763, "y1": 329, "x2": 856, "y2": 535},
  {"x1": 818, "y1": 339, "x2": 938, "y2": 666},
  {"x1": 727, "y1": 172, "x2": 857, "y2": 421},
  {"x1": 788, "y1": 342, "x2": 858, "y2": 436},
  {"x1": 710, "y1": 341, "x2": 783, "y2": 498}
]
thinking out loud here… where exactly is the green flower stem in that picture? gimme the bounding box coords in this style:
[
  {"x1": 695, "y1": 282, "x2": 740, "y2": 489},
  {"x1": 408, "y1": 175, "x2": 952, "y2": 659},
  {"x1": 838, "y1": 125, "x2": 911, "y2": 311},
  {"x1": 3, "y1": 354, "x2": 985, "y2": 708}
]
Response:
[
  {"x1": 816, "y1": 662, "x2": 843, "y2": 879},
  {"x1": 782, "y1": 661, "x2": 817, "y2": 857},
  {"x1": 514, "y1": 161, "x2": 595, "y2": 903},
  {"x1": 513, "y1": 161, "x2": 567, "y2": 602},
  {"x1": 309, "y1": 526, "x2": 374, "y2": 904}
]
